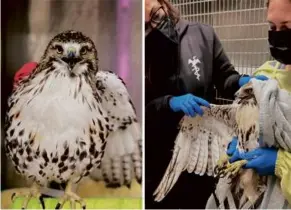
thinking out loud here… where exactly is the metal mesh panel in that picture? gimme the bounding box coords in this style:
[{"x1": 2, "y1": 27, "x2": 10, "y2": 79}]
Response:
[
  {"x1": 170, "y1": 0, "x2": 271, "y2": 104},
  {"x1": 171, "y1": 0, "x2": 271, "y2": 73}
]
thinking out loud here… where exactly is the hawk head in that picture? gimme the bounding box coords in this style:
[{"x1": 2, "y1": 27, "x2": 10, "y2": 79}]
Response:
[
  {"x1": 234, "y1": 82, "x2": 257, "y2": 105},
  {"x1": 41, "y1": 30, "x2": 98, "y2": 75}
]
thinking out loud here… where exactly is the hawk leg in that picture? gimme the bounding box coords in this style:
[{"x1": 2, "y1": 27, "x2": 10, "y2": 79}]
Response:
[
  {"x1": 11, "y1": 182, "x2": 45, "y2": 209},
  {"x1": 214, "y1": 153, "x2": 230, "y2": 176},
  {"x1": 223, "y1": 160, "x2": 247, "y2": 178},
  {"x1": 215, "y1": 153, "x2": 247, "y2": 179},
  {"x1": 55, "y1": 180, "x2": 86, "y2": 210}
]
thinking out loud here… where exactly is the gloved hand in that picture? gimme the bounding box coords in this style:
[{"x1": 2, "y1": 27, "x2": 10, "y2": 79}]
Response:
[
  {"x1": 238, "y1": 75, "x2": 269, "y2": 87},
  {"x1": 227, "y1": 137, "x2": 278, "y2": 176},
  {"x1": 169, "y1": 93, "x2": 210, "y2": 117},
  {"x1": 227, "y1": 137, "x2": 238, "y2": 156},
  {"x1": 14, "y1": 62, "x2": 37, "y2": 89}
]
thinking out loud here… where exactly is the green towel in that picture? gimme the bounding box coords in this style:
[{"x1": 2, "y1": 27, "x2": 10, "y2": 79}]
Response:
[{"x1": 11, "y1": 197, "x2": 142, "y2": 209}]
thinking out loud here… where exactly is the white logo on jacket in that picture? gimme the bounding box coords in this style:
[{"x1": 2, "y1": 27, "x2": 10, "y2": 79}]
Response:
[{"x1": 188, "y1": 56, "x2": 201, "y2": 80}]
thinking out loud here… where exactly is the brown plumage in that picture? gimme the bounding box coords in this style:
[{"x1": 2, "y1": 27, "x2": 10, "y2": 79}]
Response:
[
  {"x1": 5, "y1": 30, "x2": 142, "y2": 209},
  {"x1": 153, "y1": 82, "x2": 267, "y2": 208}
]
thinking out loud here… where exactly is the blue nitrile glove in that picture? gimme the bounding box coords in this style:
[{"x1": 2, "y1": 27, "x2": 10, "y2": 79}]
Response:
[
  {"x1": 238, "y1": 75, "x2": 269, "y2": 87},
  {"x1": 227, "y1": 138, "x2": 278, "y2": 176},
  {"x1": 227, "y1": 137, "x2": 238, "y2": 156},
  {"x1": 169, "y1": 93, "x2": 210, "y2": 117}
]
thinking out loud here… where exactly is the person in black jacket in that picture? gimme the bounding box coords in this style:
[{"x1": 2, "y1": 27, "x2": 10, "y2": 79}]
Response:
[{"x1": 145, "y1": 0, "x2": 268, "y2": 209}]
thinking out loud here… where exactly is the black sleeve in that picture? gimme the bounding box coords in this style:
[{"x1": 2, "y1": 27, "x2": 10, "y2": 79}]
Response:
[
  {"x1": 145, "y1": 94, "x2": 184, "y2": 129},
  {"x1": 145, "y1": 76, "x2": 184, "y2": 122},
  {"x1": 212, "y1": 30, "x2": 241, "y2": 99},
  {"x1": 145, "y1": 94, "x2": 173, "y2": 117},
  {"x1": 144, "y1": 74, "x2": 173, "y2": 115}
]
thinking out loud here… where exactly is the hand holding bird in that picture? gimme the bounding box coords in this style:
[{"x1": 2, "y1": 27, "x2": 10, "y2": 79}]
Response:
[{"x1": 227, "y1": 137, "x2": 278, "y2": 176}]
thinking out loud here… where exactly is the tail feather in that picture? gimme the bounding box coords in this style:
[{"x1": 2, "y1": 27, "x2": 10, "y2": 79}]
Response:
[{"x1": 122, "y1": 154, "x2": 132, "y2": 187}]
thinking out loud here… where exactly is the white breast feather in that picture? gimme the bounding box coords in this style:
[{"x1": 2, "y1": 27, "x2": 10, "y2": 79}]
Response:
[{"x1": 6, "y1": 64, "x2": 106, "y2": 184}]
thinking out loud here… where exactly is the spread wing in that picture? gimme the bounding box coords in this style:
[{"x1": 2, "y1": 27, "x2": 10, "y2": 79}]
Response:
[
  {"x1": 90, "y1": 70, "x2": 142, "y2": 188},
  {"x1": 153, "y1": 104, "x2": 239, "y2": 202}
]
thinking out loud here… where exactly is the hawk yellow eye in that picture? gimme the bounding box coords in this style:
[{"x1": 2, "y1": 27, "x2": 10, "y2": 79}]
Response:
[
  {"x1": 80, "y1": 47, "x2": 87, "y2": 55},
  {"x1": 55, "y1": 45, "x2": 63, "y2": 54}
]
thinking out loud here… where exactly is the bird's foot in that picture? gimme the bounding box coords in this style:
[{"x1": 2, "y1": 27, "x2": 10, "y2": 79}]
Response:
[
  {"x1": 218, "y1": 160, "x2": 247, "y2": 179},
  {"x1": 55, "y1": 189, "x2": 86, "y2": 210},
  {"x1": 11, "y1": 183, "x2": 45, "y2": 209},
  {"x1": 214, "y1": 153, "x2": 230, "y2": 176}
]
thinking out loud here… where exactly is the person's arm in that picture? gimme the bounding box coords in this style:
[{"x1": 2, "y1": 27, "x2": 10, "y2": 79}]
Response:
[
  {"x1": 228, "y1": 142, "x2": 291, "y2": 204},
  {"x1": 212, "y1": 29, "x2": 241, "y2": 99},
  {"x1": 228, "y1": 79, "x2": 291, "y2": 203},
  {"x1": 275, "y1": 149, "x2": 291, "y2": 204},
  {"x1": 145, "y1": 95, "x2": 173, "y2": 116}
]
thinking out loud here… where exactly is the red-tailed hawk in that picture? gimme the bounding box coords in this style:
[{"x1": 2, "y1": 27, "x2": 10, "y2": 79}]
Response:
[
  {"x1": 5, "y1": 30, "x2": 142, "y2": 209},
  {"x1": 153, "y1": 82, "x2": 267, "y2": 208}
]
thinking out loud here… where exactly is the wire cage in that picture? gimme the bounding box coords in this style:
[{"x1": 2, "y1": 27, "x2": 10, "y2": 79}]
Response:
[{"x1": 170, "y1": 0, "x2": 271, "y2": 104}]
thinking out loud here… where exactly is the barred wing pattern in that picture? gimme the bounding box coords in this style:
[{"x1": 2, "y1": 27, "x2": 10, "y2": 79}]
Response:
[
  {"x1": 90, "y1": 70, "x2": 142, "y2": 188},
  {"x1": 153, "y1": 104, "x2": 239, "y2": 202}
]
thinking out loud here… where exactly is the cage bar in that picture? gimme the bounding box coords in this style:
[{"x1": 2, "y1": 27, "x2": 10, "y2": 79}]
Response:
[{"x1": 170, "y1": 0, "x2": 270, "y2": 104}]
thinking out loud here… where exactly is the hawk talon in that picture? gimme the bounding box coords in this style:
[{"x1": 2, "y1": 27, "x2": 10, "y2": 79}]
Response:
[
  {"x1": 214, "y1": 153, "x2": 231, "y2": 176},
  {"x1": 218, "y1": 172, "x2": 227, "y2": 178},
  {"x1": 55, "y1": 203, "x2": 62, "y2": 210},
  {"x1": 10, "y1": 182, "x2": 45, "y2": 209},
  {"x1": 55, "y1": 181, "x2": 86, "y2": 210},
  {"x1": 11, "y1": 192, "x2": 16, "y2": 201},
  {"x1": 214, "y1": 165, "x2": 226, "y2": 175},
  {"x1": 217, "y1": 160, "x2": 248, "y2": 178},
  {"x1": 39, "y1": 196, "x2": 45, "y2": 210}
]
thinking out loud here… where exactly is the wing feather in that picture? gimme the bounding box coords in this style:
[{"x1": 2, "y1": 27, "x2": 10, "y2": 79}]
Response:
[
  {"x1": 89, "y1": 70, "x2": 142, "y2": 187},
  {"x1": 153, "y1": 131, "x2": 192, "y2": 201},
  {"x1": 154, "y1": 104, "x2": 238, "y2": 202},
  {"x1": 186, "y1": 136, "x2": 200, "y2": 173},
  {"x1": 200, "y1": 130, "x2": 210, "y2": 175},
  {"x1": 206, "y1": 132, "x2": 216, "y2": 176},
  {"x1": 210, "y1": 135, "x2": 220, "y2": 175},
  {"x1": 194, "y1": 132, "x2": 207, "y2": 175}
]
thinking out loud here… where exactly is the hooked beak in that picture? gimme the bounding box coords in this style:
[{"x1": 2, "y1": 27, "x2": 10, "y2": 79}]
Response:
[
  {"x1": 67, "y1": 47, "x2": 76, "y2": 58},
  {"x1": 61, "y1": 47, "x2": 81, "y2": 69}
]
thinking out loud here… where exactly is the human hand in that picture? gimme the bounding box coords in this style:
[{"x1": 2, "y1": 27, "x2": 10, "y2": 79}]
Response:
[
  {"x1": 227, "y1": 137, "x2": 238, "y2": 156},
  {"x1": 169, "y1": 93, "x2": 210, "y2": 117},
  {"x1": 238, "y1": 75, "x2": 269, "y2": 87},
  {"x1": 227, "y1": 137, "x2": 278, "y2": 176},
  {"x1": 14, "y1": 62, "x2": 37, "y2": 89}
]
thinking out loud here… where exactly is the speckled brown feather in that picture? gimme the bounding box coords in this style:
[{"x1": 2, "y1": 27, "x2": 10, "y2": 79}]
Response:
[
  {"x1": 154, "y1": 83, "x2": 266, "y2": 205},
  {"x1": 5, "y1": 31, "x2": 108, "y2": 188}
]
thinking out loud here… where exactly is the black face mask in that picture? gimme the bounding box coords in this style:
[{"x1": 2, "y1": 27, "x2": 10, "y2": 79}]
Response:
[
  {"x1": 146, "y1": 15, "x2": 178, "y2": 45},
  {"x1": 268, "y1": 30, "x2": 291, "y2": 65},
  {"x1": 154, "y1": 16, "x2": 178, "y2": 44}
]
